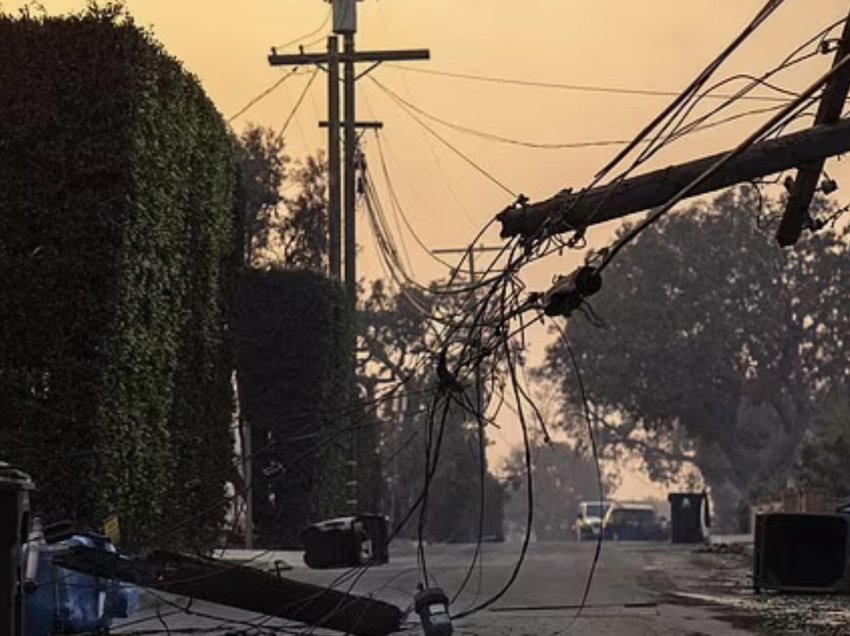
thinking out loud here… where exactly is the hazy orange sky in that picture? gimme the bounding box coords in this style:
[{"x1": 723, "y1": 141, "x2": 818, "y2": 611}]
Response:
[{"x1": 11, "y1": 0, "x2": 850, "y2": 498}]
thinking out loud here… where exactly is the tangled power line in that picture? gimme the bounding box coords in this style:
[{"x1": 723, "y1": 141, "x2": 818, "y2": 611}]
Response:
[{"x1": 107, "y1": 2, "x2": 850, "y2": 634}]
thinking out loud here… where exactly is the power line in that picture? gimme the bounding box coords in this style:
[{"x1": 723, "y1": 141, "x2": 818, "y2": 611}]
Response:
[
  {"x1": 368, "y1": 76, "x2": 517, "y2": 198},
  {"x1": 371, "y1": 77, "x2": 799, "y2": 153},
  {"x1": 372, "y1": 131, "x2": 457, "y2": 270},
  {"x1": 597, "y1": 50, "x2": 850, "y2": 273},
  {"x1": 385, "y1": 64, "x2": 790, "y2": 103},
  {"x1": 227, "y1": 68, "x2": 300, "y2": 124},
  {"x1": 274, "y1": 67, "x2": 320, "y2": 144},
  {"x1": 373, "y1": 80, "x2": 632, "y2": 150},
  {"x1": 597, "y1": 0, "x2": 789, "y2": 181},
  {"x1": 273, "y1": 8, "x2": 332, "y2": 51}
]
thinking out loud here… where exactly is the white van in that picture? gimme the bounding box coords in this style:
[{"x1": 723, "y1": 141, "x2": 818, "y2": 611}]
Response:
[{"x1": 574, "y1": 500, "x2": 614, "y2": 541}]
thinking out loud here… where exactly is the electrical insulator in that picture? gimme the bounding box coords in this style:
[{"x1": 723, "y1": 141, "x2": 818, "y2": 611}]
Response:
[
  {"x1": 820, "y1": 178, "x2": 839, "y2": 195},
  {"x1": 542, "y1": 266, "x2": 602, "y2": 317}
]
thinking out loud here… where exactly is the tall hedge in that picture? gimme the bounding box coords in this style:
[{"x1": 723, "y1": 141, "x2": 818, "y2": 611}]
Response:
[
  {"x1": 0, "y1": 9, "x2": 239, "y2": 549},
  {"x1": 236, "y1": 269, "x2": 354, "y2": 548}
]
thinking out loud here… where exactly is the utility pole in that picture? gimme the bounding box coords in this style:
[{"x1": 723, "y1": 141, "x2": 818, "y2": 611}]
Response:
[
  {"x1": 343, "y1": 21, "x2": 357, "y2": 305},
  {"x1": 498, "y1": 117, "x2": 850, "y2": 240},
  {"x1": 270, "y1": 1, "x2": 428, "y2": 515},
  {"x1": 499, "y1": 53, "x2": 850, "y2": 241},
  {"x1": 328, "y1": 36, "x2": 342, "y2": 279},
  {"x1": 777, "y1": 7, "x2": 850, "y2": 247},
  {"x1": 269, "y1": 0, "x2": 429, "y2": 305}
]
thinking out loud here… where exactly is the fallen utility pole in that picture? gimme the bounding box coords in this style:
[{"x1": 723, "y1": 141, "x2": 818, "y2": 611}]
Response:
[
  {"x1": 56, "y1": 547, "x2": 403, "y2": 636},
  {"x1": 498, "y1": 117, "x2": 850, "y2": 240},
  {"x1": 776, "y1": 7, "x2": 850, "y2": 247}
]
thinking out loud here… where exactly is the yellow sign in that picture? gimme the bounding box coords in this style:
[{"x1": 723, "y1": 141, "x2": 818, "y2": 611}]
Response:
[{"x1": 103, "y1": 514, "x2": 121, "y2": 545}]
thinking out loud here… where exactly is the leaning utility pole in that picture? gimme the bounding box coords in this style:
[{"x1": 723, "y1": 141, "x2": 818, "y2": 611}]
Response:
[
  {"x1": 268, "y1": 0, "x2": 429, "y2": 306},
  {"x1": 777, "y1": 7, "x2": 850, "y2": 247},
  {"x1": 498, "y1": 48, "x2": 850, "y2": 242}
]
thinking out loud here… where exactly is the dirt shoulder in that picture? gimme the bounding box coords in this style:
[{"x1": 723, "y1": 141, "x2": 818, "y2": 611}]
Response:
[{"x1": 647, "y1": 543, "x2": 850, "y2": 635}]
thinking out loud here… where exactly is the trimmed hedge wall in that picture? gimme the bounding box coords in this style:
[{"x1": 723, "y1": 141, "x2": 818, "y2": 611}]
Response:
[
  {"x1": 236, "y1": 269, "x2": 354, "y2": 548},
  {"x1": 0, "y1": 10, "x2": 239, "y2": 549}
]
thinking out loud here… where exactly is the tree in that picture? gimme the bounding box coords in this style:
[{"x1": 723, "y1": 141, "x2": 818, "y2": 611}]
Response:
[
  {"x1": 539, "y1": 187, "x2": 850, "y2": 528},
  {"x1": 798, "y1": 391, "x2": 850, "y2": 497},
  {"x1": 502, "y1": 440, "x2": 611, "y2": 541},
  {"x1": 235, "y1": 125, "x2": 287, "y2": 266},
  {"x1": 234, "y1": 126, "x2": 328, "y2": 272},
  {"x1": 277, "y1": 153, "x2": 329, "y2": 273}
]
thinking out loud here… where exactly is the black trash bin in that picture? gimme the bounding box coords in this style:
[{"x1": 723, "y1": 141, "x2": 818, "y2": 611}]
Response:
[
  {"x1": 753, "y1": 512, "x2": 850, "y2": 593},
  {"x1": 0, "y1": 463, "x2": 34, "y2": 636},
  {"x1": 668, "y1": 492, "x2": 709, "y2": 544},
  {"x1": 303, "y1": 514, "x2": 389, "y2": 569}
]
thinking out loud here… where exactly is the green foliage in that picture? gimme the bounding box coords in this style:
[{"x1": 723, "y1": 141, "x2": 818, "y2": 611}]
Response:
[
  {"x1": 236, "y1": 269, "x2": 353, "y2": 547},
  {"x1": 0, "y1": 9, "x2": 238, "y2": 549},
  {"x1": 539, "y1": 188, "x2": 850, "y2": 526},
  {"x1": 799, "y1": 392, "x2": 850, "y2": 497}
]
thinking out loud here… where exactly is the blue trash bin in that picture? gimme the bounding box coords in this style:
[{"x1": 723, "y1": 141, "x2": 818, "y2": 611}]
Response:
[{"x1": 23, "y1": 533, "x2": 138, "y2": 635}]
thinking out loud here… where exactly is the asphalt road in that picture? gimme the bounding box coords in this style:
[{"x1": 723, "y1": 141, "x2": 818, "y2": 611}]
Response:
[{"x1": 114, "y1": 541, "x2": 759, "y2": 635}]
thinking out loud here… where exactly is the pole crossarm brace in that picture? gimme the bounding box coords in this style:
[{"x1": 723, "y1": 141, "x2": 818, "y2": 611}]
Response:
[
  {"x1": 497, "y1": 117, "x2": 850, "y2": 240},
  {"x1": 269, "y1": 49, "x2": 429, "y2": 67},
  {"x1": 320, "y1": 121, "x2": 384, "y2": 129}
]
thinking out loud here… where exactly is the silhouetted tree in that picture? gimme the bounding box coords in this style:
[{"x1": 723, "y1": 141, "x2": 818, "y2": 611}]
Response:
[
  {"x1": 278, "y1": 153, "x2": 328, "y2": 273},
  {"x1": 235, "y1": 125, "x2": 287, "y2": 266},
  {"x1": 539, "y1": 188, "x2": 850, "y2": 527}
]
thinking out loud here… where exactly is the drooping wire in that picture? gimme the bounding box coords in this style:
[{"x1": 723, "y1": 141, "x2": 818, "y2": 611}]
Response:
[
  {"x1": 227, "y1": 68, "x2": 301, "y2": 124},
  {"x1": 597, "y1": 50, "x2": 850, "y2": 274},
  {"x1": 550, "y1": 322, "x2": 605, "y2": 634},
  {"x1": 596, "y1": 0, "x2": 788, "y2": 181},
  {"x1": 384, "y1": 64, "x2": 790, "y2": 103},
  {"x1": 273, "y1": 8, "x2": 332, "y2": 51},
  {"x1": 274, "y1": 67, "x2": 320, "y2": 145},
  {"x1": 368, "y1": 76, "x2": 517, "y2": 198}
]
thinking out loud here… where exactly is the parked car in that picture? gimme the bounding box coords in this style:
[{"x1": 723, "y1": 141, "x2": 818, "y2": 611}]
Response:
[
  {"x1": 602, "y1": 502, "x2": 668, "y2": 541},
  {"x1": 574, "y1": 500, "x2": 614, "y2": 541}
]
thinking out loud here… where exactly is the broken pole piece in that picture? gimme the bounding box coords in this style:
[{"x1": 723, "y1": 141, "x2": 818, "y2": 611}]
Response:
[{"x1": 55, "y1": 547, "x2": 403, "y2": 636}]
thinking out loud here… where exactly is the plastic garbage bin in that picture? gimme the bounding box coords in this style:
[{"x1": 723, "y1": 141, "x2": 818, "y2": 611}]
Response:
[
  {"x1": 303, "y1": 514, "x2": 389, "y2": 569},
  {"x1": 0, "y1": 462, "x2": 34, "y2": 636},
  {"x1": 23, "y1": 531, "x2": 139, "y2": 636},
  {"x1": 668, "y1": 492, "x2": 710, "y2": 544}
]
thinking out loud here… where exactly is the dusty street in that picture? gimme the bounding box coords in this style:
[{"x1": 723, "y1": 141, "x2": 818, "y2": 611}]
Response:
[{"x1": 113, "y1": 541, "x2": 780, "y2": 635}]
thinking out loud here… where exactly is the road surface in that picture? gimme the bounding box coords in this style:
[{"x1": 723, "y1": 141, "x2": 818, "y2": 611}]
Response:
[{"x1": 114, "y1": 541, "x2": 759, "y2": 635}]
